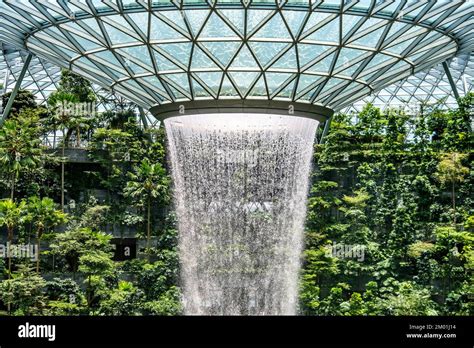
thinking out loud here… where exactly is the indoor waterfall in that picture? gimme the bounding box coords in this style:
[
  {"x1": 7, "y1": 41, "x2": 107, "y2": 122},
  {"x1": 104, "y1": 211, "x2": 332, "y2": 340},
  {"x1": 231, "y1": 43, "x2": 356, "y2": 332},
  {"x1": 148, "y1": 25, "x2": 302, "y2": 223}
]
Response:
[{"x1": 165, "y1": 113, "x2": 318, "y2": 315}]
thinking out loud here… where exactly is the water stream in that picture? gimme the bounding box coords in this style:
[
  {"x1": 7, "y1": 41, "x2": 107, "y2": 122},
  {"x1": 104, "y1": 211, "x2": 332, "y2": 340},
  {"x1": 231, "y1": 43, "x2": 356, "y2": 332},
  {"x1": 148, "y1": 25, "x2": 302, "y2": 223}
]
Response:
[{"x1": 165, "y1": 113, "x2": 318, "y2": 315}]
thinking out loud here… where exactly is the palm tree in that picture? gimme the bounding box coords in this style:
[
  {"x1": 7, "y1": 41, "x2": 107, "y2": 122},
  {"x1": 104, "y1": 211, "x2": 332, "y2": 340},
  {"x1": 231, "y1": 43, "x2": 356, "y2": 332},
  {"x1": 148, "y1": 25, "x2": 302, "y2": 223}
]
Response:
[
  {"x1": 47, "y1": 91, "x2": 78, "y2": 211},
  {"x1": 124, "y1": 159, "x2": 169, "y2": 259},
  {"x1": 0, "y1": 115, "x2": 43, "y2": 199},
  {"x1": 0, "y1": 199, "x2": 27, "y2": 278},
  {"x1": 26, "y1": 197, "x2": 68, "y2": 273}
]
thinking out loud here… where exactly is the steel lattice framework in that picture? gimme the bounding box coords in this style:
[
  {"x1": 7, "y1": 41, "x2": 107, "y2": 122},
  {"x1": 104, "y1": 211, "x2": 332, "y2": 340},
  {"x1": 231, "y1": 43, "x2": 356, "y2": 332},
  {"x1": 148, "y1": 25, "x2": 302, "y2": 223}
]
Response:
[
  {"x1": 0, "y1": 43, "x2": 61, "y2": 104},
  {"x1": 0, "y1": 0, "x2": 473, "y2": 114},
  {"x1": 345, "y1": 50, "x2": 474, "y2": 113}
]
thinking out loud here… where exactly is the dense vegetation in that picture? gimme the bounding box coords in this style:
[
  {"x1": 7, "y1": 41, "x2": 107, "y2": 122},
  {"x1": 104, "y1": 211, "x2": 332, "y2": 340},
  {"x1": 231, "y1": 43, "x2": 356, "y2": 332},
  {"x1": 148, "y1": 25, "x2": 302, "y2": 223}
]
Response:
[
  {"x1": 301, "y1": 96, "x2": 473, "y2": 315},
  {"x1": 0, "y1": 69, "x2": 472, "y2": 315}
]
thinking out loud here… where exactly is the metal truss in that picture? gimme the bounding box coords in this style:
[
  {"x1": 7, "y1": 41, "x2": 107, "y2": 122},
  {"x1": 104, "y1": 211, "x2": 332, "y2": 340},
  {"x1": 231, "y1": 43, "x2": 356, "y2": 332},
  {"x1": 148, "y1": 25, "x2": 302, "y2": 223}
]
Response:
[
  {"x1": 0, "y1": 0, "x2": 471, "y2": 113},
  {"x1": 345, "y1": 50, "x2": 474, "y2": 114}
]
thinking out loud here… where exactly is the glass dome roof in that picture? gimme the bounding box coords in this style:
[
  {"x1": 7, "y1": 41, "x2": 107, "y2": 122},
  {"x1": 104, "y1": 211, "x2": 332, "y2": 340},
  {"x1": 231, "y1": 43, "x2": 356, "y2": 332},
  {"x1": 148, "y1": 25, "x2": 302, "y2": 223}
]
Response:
[
  {"x1": 345, "y1": 50, "x2": 474, "y2": 113},
  {"x1": 0, "y1": 1, "x2": 472, "y2": 112}
]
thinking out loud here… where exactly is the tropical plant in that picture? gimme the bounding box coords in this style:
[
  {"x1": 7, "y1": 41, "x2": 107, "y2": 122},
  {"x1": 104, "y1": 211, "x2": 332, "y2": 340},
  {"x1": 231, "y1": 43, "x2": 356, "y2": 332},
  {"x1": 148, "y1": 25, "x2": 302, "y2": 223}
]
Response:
[
  {"x1": 26, "y1": 197, "x2": 67, "y2": 273},
  {"x1": 0, "y1": 199, "x2": 27, "y2": 277},
  {"x1": 0, "y1": 114, "x2": 43, "y2": 199},
  {"x1": 124, "y1": 159, "x2": 170, "y2": 258}
]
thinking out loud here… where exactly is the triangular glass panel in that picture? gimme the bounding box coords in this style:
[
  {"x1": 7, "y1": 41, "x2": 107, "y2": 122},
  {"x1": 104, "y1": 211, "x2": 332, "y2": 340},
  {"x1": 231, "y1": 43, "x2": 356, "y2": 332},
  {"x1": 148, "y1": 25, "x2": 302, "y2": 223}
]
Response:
[
  {"x1": 385, "y1": 21, "x2": 407, "y2": 41},
  {"x1": 229, "y1": 72, "x2": 259, "y2": 95},
  {"x1": 246, "y1": 9, "x2": 273, "y2": 33},
  {"x1": 334, "y1": 48, "x2": 365, "y2": 71},
  {"x1": 126, "y1": 12, "x2": 149, "y2": 36},
  {"x1": 162, "y1": 73, "x2": 191, "y2": 95},
  {"x1": 297, "y1": 44, "x2": 332, "y2": 68},
  {"x1": 159, "y1": 10, "x2": 188, "y2": 32},
  {"x1": 361, "y1": 53, "x2": 393, "y2": 73},
  {"x1": 354, "y1": 17, "x2": 385, "y2": 36},
  {"x1": 150, "y1": 14, "x2": 184, "y2": 40},
  {"x1": 103, "y1": 22, "x2": 138, "y2": 44},
  {"x1": 252, "y1": 13, "x2": 291, "y2": 39},
  {"x1": 116, "y1": 45, "x2": 153, "y2": 67},
  {"x1": 184, "y1": 9, "x2": 210, "y2": 36},
  {"x1": 296, "y1": 74, "x2": 322, "y2": 95},
  {"x1": 338, "y1": 60, "x2": 363, "y2": 77},
  {"x1": 306, "y1": 53, "x2": 335, "y2": 73},
  {"x1": 248, "y1": 42, "x2": 289, "y2": 67},
  {"x1": 140, "y1": 75, "x2": 169, "y2": 97},
  {"x1": 79, "y1": 17, "x2": 101, "y2": 34},
  {"x1": 272, "y1": 48, "x2": 298, "y2": 70},
  {"x1": 125, "y1": 61, "x2": 148, "y2": 75},
  {"x1": 305, "y1": 17, "x2": 340, "y2": 43},
  {"x1": 248, "y1": 75, "x2": 267, "y2": 97},
  {"x1": 385, "y1": 37, "x2": 416, "y2": 55},
  {"x1": 192, "y1": 78, "x2": 213, "y2": 98},
  {"x1": 281, "y1": 10, "x2": 307, "y2": 36},
  {"x1": 302, "y1": 12, "x2": 332, "y2": 35},
  {"x1": 220, "y1": 75, "x2": 239, "y2": 97},
  {"x1": 105, "y1": 14, "x2": 141, "y2": 38},
  {"x1": 191, "y1": 46, "x2": 219, "y2": 70},
  {"x1": 74, "y1": 35, "x2": 104, "y2": 51},
  {"x1": 342, "y1": 14, "x2": 361, "y2": 39},
  {"x1": 159, "y1": 43, "x2": 192, "y2": 65},
  {"x1": 229, "y1": 45, "x2": 258, "y2": 69},
  {"x1": 194, "y1": 72, "x2": 223, "y2": 95},
  {"x1": 199, "y1": 12, "x2": 237, "y2": 38},
  {"x1": 219, "y1": 9, "x2": 244, "y2": 34},
  {"x1": 154, "y1": 51, "x2": 181, "y2": 71},
  {"x1": 350, "y1": 26, "x2": 384, "y2": 48},
  {"x1": 201, "y1": 41, "x2": 241, "y2": 66},
  {"x1": 168, "y1": 85, "x2": 187, "y2": 100},
  {"x1": 319, "y1": 78, "x2": 345, "y2": 96},
  {"x1": 276, "y1": 79, "x2": 296, "y2": 98},
  {"x1": 265, "y1": 73, "x2": 293, "y2": 95}
]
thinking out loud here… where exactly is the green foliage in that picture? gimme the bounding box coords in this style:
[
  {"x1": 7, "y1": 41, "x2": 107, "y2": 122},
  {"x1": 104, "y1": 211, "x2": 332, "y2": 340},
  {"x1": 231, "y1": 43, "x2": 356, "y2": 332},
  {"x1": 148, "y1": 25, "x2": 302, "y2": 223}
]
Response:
[
  {"x1": 0, "y1": 264, "x2": 47, "y2": 315},
  {"x1": 0, "y1": 112, "x2": 44, "y2": 197},
  {"x1": 301, "y1": 95, "x2": 473, "y2": 316},
  {"x1": 1, "y1": 90, "x2": 38, "y2": 118},
  {"x1": 142, "y1": 287, "x2": 182, "y2": 315}
]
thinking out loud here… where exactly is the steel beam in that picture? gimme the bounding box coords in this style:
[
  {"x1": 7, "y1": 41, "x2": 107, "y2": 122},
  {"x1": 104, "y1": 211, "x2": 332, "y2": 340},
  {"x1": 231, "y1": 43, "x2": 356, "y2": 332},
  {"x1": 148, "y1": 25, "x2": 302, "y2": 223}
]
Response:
[
  {"x1": 442, "y1": 61, "x2": 461, "y2": 103},
  {"x1": 0, "y1": 53, "x2": 33, "y2": 125},
  {"x1": 319, "y1": 116, "x2": 332, "y2": 144},
  {"x1": 138, "y1": 106, "x2": 149, "y2": 130}
]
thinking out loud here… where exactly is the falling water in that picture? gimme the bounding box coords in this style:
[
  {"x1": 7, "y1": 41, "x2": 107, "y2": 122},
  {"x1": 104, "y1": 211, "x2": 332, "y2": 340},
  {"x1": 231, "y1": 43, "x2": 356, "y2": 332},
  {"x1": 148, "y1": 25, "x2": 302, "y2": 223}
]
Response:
[{"x1": 165, "y1": 113, "x2": 318, "y2": 315}]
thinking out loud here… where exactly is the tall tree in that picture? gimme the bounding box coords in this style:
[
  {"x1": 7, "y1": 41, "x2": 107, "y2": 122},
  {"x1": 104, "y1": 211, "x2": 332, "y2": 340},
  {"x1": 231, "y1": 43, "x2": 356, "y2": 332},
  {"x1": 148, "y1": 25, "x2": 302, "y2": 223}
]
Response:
[
  {"x1": 0, "y1": 113, "x2": 43, "y2": 199},
  {"x1": 436, "y1": 152, "x2": 469, "y2": 225},
  {"x1": 124, "y1": 159, "x2": 169, "y2": 259},
  {"x1": 0, "y1": 199, "x2": 26, "y2": 278},
  {"x1": 26, "y1": 197, "x2": 68, "y2": 273}
]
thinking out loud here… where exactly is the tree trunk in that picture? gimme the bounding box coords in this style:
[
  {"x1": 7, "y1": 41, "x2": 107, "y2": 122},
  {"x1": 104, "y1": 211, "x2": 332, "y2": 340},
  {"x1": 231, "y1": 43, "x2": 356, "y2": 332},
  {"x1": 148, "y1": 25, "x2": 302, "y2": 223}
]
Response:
[
  {"x1": 36, "y1": 228, "x2": 42, "y2": 274},
  {"x1": 147, "y1": 197, "x2": 151, "y2": 260},
  {"x1": 7, "y1": 227, "x2": 13, "y2": 279},
  {"x1": 452, "y1": 181, "x2": 456, "y2": 226},
  {"x1": 61, "y1": 128, "x2": 66, "y2": 212},
  {"x1": 76, "y1": 126, "x2": 81, "y2": 148},
  {"x1": 10, "y1": 173, "x2": 15, "y2": 200}
]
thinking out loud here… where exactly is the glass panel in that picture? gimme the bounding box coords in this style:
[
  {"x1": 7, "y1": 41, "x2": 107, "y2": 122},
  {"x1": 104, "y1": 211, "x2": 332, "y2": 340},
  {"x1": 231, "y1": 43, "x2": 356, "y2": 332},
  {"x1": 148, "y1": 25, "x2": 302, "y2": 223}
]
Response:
[
  {"x1": 201, "y1": 41, "x2": 241, "y2": 66},
  {"x1": 248, "y1": 42, "x2": 289, "y2": 67},
  {"x1": 150, "y1": 14, "x2": 184, "y2": 40},
  {"x1": 297, "y1": 44, "x2": 331, "y2": 67},
  {"x1": 253, "y1": 13, "x2": 291, "y2": 39},
  {"x1": 200, "y1": 12, "x2": 238, "y2": 38},
  {"x1": 229, "y1": 71, "x2": 259, "y2": 94}
]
